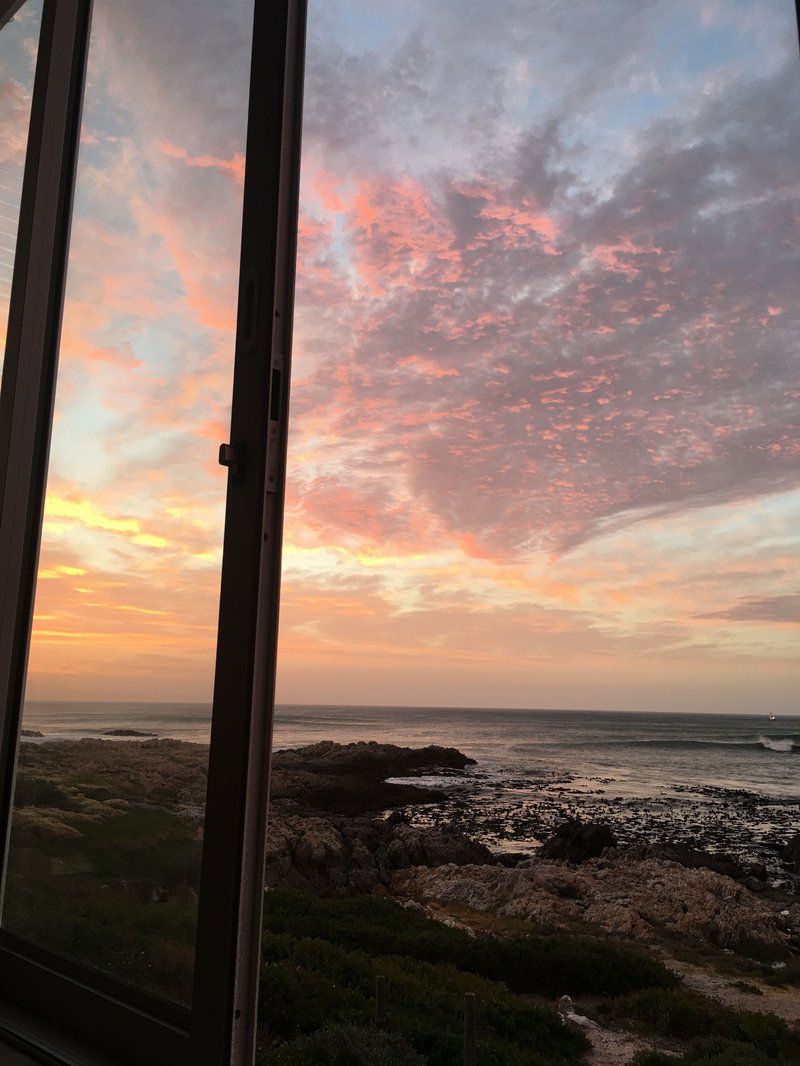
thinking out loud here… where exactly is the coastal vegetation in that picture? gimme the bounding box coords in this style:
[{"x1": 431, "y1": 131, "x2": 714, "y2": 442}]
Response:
[
  {"x1": 260, "y1": 888, "x2": 800, "y2": 1065},
  {"x1": 259, "y1": 921, "x2": 589, "y2": 1064},
  {"x1": 602, "y1": 988, "x2": 800, "y2": 1062},
  {"x1": 7, "y1": 737, "x2": 800, "y2": 1062},
  {"x1": 263, "y1": 887, "x2": 677, "y2": 997}
]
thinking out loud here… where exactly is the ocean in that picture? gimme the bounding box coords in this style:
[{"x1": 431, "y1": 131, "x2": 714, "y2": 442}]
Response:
[{"x1": 21, "y1": 701, "x2": 800, "y2": 802}]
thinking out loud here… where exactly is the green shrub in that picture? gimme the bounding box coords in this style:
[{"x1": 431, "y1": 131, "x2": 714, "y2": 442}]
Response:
[
  {"x1": 12, "y1": 775, "x2": 79, "y2": 810},
  {"x1": 264, "y1": 887, "x2": 676, "y2": 996},
  {"x1": 258, "y1": 929, "x2": 588, "y2": 1065},
  {"x1": 268, "y1": 1024, "x2": 425, "y2": 1065},
  {"x1": 761, "y1": 958, "x2": 800, "y2": 987}
]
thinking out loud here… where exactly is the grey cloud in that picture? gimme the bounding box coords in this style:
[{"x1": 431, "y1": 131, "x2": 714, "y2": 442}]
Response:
[{"x1": 697, "y1": 593, "x2": 800, "y2": 624}]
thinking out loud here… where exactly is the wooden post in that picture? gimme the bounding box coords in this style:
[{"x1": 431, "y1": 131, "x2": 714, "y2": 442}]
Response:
[
  {"x1": 464, "y1": 992, "x2": 477, "y2": 1065},
  {"x1": 375, "y1": 974, "x2": 388, "y2": 1027}
]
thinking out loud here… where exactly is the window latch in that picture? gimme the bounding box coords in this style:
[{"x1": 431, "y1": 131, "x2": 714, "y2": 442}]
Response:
[{"x1": 219, "y1": 441, "x2": 244, "y2": 477}]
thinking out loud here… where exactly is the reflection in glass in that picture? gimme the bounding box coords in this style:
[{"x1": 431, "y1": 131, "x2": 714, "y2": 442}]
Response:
[
  {"x1": 3, "y1": 0, "x2": 254, "y2": 1005},
  {"x1": 0, "y1": 0, "x2": 43, "y2": 374}
]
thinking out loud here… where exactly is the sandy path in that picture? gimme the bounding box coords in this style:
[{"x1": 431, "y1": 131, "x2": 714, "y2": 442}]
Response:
[
  {"x1": 585, "y1": 1026, "x2": 653, "y2": 1065},
  {"x1": 664, "y1": 957, "x2": 800, "y2": 1028}
]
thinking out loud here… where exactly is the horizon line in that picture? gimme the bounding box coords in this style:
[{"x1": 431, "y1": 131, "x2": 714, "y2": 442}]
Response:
[{"x1": 22, "y1": 699, "x2": 796, "y2": 718}]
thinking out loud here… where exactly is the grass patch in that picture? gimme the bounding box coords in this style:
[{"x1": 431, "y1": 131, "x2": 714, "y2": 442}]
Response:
[{"x1": 3, "y1": 875, "x2": 197, "y2": 1001}]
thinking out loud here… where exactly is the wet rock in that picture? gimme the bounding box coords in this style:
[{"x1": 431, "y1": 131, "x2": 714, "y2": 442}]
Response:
[
  {"x1": 269, "y1": 767, "x2": 445, "y2": 816},
  {"x1": 103, "y1": 729, "x2": 159, "y2": 737},
  {"x1": 539, "y1": 818, "x2": 616, "y2": 863},
  {"x1": 272, "y1": 740, "x2": 475, "y2": 777},
  {"x1": 270, "y1": 741, "x2": 476, "y2": 815}
]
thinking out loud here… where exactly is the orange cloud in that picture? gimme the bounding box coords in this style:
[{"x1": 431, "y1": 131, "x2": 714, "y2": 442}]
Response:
[
  {"x1": 157, "y1": 140, "x2": 245, "y2": 183},
  {"x1": 44, "y1": 495, "x2": 168, "y2": 548}
]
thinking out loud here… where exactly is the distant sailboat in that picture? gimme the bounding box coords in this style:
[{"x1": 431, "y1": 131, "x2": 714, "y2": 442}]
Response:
[{"x1": 768, "y1": 714, "x2": 776, "y2": 721}]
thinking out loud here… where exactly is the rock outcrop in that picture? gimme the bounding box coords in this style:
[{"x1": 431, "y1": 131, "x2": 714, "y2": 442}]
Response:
[
  {"x1": 617, "y1": 843, "x2": 768, "y2": 891},
  {"x1": 15, "y1": 738, "x2": 208, "y2": 809},
  {"x1": 264, "y1": 742, "x2": 488, "y2": 892},
  {"x1": 265, "y1": 812, "x2": 493, "y2": 896},
  {"x1": 393, "y1": 856, "x2": 793, "y2": 961},
  {"x1": 273, "y1": 740, "x2": 475, "y2": 776},
  {"x1": 270, "y1": 741, "x2": 476, "y2": 816}
]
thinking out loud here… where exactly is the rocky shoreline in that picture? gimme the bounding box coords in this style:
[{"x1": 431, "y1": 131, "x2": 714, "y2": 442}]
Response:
[
  {"x1": 393, "y1": 763, "x2": 800, "y2": 887},
  {"x1": 13, "y1": 736, "x2": 800, "y2": 964},
  {"x1": 263, "y1": 740, "x2": 800, "y2": 962}
]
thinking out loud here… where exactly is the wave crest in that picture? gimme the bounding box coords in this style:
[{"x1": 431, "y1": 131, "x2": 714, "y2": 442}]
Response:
[{"x1": 756, "y1": 735, "x2": 797, "y2": 753}]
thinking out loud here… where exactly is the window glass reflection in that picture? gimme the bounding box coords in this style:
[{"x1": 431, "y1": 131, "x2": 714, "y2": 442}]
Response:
[
  {"x1": 0, "y1": 0, "x2": 43, "y2": 375},
  {"x1": 3, "y1": 0, "x2": 254, "y2": 1006}
]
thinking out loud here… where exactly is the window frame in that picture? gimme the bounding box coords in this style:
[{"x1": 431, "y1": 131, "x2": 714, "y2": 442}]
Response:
[{"x1": 0, "y1": 0, "x2": 306, "y2": 1062}]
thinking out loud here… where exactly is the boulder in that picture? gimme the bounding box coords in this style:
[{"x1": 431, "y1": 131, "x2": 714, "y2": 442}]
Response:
[{"x1": 539, "y1": 819, "x2": 616, "y2": 863}]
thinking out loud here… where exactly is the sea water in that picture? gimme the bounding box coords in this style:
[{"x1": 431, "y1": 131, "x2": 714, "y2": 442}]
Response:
[{"x1": 21, "y1": 702, "x2": 800, "y2": 801}]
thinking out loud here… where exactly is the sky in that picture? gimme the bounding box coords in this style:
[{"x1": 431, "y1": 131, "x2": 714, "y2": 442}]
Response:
[
  {"x1": 0, "y1": 0, "x2": 42, "y2": 354},
  {"x1": 3, "y1": 0, "x2": 799, "y2": 713}
]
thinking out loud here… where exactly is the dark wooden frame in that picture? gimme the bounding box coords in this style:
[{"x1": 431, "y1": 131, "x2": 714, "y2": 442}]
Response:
[{"x1": 0, "y1": 0, "x2": 306, "y2": 1062}]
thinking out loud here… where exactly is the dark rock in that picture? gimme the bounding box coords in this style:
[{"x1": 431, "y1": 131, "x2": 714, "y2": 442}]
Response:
[
  {"x1": 539, "y1": 819, "x2": 616, "y2": 863},
  {"x1": 264, "y1": 812, "x2": 493, "y2": 897},
  {"x1": 270, "y1": 741, "x2": 475, "y2": 815},
  {"x1": 269, "y1": 767, "x2": 446, "y2": 815},
  {"x1": 622, "y1": 844, "x2": 769, "y2": 885},
  {"x1": 781, "y1": 833, "x2": 800, "y2": 872},
  {"x1": 272, "y1": 740, "x2": 475, "y2": 777},
  {"x1": 20, "y1": 729, "x2": 44, "y2": 738},
  {"x1": 103, "y1": 729, "x2": 158, "y2": 737},
  {"x1": 741, "y1": 876, "x2": 767, "y2": 893}
]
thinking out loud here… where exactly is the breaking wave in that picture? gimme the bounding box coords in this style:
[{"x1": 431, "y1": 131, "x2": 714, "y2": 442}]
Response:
[
  {"x1": 572, "y1": 735, "x2": 800, "y2": 754},
  {"x1": 756, "y1": 735, "x2": 798, "y2": 753}
]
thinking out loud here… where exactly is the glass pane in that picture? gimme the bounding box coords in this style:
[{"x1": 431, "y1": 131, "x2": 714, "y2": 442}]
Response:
[
  {"x1": 261, "y1": 1, "x2": 800, "y2": 1061},
  {"x1": 2, "y1": 0, "x2": 254, "y2": 1006},
  {"x1": 0, "y1": 0, "x2": 43, "y2": 374}
]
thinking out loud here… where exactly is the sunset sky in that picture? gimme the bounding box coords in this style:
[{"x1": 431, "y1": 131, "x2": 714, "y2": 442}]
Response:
[{"x1": 5, "y1": 0, "x2": 799, "y2": 713}]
